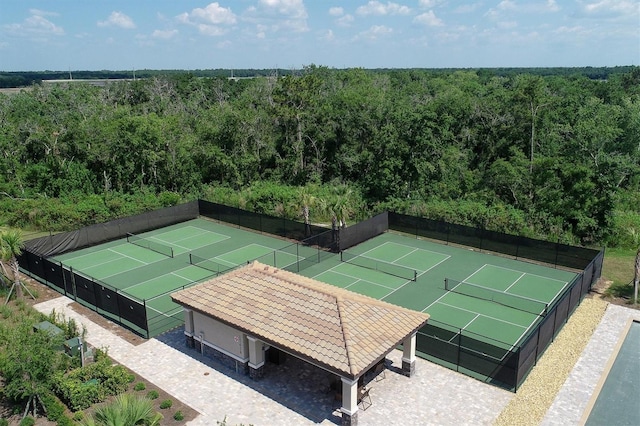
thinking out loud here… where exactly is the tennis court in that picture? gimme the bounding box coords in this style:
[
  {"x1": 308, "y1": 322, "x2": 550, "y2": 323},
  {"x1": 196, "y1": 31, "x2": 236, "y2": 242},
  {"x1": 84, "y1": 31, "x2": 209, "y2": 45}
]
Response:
[
  {"x1": 301, "y1": 231, "x2": 576, "y2": 381},
  {"x1": 52, "y1": 218, "x2": 312, "y2": 336}
]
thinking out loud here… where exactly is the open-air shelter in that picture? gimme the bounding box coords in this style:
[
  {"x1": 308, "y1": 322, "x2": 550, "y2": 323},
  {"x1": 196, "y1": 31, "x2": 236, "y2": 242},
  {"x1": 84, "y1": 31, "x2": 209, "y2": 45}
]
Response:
[{"x1": 171, "y1": 261, "x2": 429, "y2": 425}]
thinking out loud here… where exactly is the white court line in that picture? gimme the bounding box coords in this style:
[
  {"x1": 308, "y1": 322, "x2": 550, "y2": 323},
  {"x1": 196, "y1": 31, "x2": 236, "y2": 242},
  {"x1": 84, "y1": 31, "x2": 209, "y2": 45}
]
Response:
[
  {"x1": 504, "y1": 273, "x2": 527, "y2": 292},
  {"x1": 455, "y1": 314, "x2": 481, "y2": 341},
  {"x1": 330, "y1": 267, "x2": 397, "y2": 291},
  {"x1": 123, "y1": 266, "x2": 195, "y2": 292},
  {"x1": 461, "y1": 263, "x2": 490, "y2": 283},
  {"x1": 484, "y1": 264, "x2": 569, "y2": 284},
  {"x1": 436, "y1": 301, "x2": 529, "y2": 329}
]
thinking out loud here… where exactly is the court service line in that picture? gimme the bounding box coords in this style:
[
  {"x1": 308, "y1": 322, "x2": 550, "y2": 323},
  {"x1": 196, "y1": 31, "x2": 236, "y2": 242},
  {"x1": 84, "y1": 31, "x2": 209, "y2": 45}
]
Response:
[
  {"x1": 377, "y1": 240, "x2": 449, "y2": 257},
  {"x1": 70, "y1": 250, "x2": 136, "y2": 272},
  {"x1": 458, "y1": 314, "x2": 481, "y2": 337},
  {"x1": 108, "y1": 247, "x2": 153, "y2": 264},
  {"x1": 330, "y1": 268, "x2": 398, "y2": 291},
  {"x1": 416, "y1": 255, "x2": 451, "y2": 279},
  {"x1": 422, "y1": 282, "x2": 454, "y2": 312},
  {"x1": 461, "y1": 263, "x2": 490, "y2": 283},
  {"x1": 60, "y1": 245, "x2": 122, "y2": 262},
  {"x1": 486, "y1": 263, "x2": 569, "y2": 284},
  {"x1": 504, "y1": 272, "x2": 527, "y2": 292},
  {"x1": 436, "y1": 301, "x2": 529, "y2": 329}
]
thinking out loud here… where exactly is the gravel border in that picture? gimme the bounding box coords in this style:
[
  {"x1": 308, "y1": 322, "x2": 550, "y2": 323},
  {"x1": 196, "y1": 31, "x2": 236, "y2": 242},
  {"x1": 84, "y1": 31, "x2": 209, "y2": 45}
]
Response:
[{"x1": 494, "y1": 296, "x2": 609, "y2": 426}]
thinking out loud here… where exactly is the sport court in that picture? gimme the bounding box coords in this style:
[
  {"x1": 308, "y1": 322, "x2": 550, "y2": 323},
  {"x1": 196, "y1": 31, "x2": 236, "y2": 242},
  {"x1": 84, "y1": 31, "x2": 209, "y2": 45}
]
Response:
[
  {"x1": 52, "y1": 216, "x2": 577, "y2": 386},
  {"x1": 301, "y1": 231, "x2": 576, "y2": 378},
  {"x1": 52, "y1": 218, "x2": 311, "y2": 336}
]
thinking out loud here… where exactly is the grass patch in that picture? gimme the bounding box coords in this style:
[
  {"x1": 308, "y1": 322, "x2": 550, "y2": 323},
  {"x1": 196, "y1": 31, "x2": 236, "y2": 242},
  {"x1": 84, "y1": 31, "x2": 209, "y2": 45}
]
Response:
[{"x1": 602, "y1": 247, "x2": 637, "y2": 299}]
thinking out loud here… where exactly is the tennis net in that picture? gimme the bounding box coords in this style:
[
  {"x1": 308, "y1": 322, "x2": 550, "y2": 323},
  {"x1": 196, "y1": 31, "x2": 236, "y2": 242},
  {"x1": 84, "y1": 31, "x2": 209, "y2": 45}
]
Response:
[
  {"x1": 189, "y1": 253, "x2": 234, "y2": 276},
  {"x1": 126, "y1": 233, "x2": 174, "y2": 258},
  {"x1": 444, "y1": 278, "x2": 548, "y2": 316},
  {"x1": 340, "y1": 251, "x2": 417, "y2": 281}
]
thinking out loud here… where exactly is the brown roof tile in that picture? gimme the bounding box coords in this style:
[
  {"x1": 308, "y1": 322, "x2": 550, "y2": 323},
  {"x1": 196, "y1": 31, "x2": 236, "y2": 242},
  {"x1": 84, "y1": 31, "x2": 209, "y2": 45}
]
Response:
[{"x1": 172, "y1": 261, "x2": 429, "y2": 378}]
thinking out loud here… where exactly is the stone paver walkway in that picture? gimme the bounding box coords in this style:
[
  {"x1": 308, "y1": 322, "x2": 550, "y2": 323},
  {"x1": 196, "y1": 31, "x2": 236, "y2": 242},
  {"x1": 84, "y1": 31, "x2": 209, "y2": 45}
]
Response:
[
  {"x1": 541, "y1": 303, "x2": 640, "y2": 425},
  {"x1": 35, "y1": 296, "x2": 513, "y2": 426}
]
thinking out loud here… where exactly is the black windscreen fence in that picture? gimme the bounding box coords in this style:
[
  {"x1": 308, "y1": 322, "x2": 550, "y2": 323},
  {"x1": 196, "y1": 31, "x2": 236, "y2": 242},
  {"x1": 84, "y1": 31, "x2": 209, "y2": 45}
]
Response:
[
  {"x1": 18, "y1": 203, "x2": 604, "y2": 388},
  {"x1": 24, "y1": 201, "x2": 199, "y2": 258},
  {"x1": 198, "y1": 199, "x2": 336, "y2": 250},
  {"x1": 338, "y1": 212, "x2": 388, "y2": 251}
]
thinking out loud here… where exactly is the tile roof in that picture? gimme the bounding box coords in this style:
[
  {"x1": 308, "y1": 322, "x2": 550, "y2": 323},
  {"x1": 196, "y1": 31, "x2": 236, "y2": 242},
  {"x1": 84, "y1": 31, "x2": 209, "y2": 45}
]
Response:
[{"x1": 171, "y1": 261, "x2": 429, "y2": 379}]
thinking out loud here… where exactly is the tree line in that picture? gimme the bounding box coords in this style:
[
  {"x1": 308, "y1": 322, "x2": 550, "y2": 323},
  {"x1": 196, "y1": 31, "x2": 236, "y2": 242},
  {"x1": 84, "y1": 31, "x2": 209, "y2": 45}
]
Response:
[{"x1": 0, "y1": 66, "x2": 639, "y2": 248}]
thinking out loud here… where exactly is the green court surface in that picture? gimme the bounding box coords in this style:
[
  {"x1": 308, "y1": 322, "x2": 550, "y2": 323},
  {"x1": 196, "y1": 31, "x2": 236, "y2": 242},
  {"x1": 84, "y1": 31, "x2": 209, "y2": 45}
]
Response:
[
  {"x1": 53, "y1": 217, "x2": 576, "y2": 359},
  {"x1": 300, "y1": 232, "x2": 576, "y2": 358},
  {"x1": 52, "y1": 218, "x2": 315, "y2": 336}
]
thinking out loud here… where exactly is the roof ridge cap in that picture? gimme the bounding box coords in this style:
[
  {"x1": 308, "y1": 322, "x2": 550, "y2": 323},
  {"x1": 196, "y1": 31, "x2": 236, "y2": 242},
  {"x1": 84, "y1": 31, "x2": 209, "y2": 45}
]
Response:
[{"x1": 336, "y1": 296, "x2": 357, "y2": 376}]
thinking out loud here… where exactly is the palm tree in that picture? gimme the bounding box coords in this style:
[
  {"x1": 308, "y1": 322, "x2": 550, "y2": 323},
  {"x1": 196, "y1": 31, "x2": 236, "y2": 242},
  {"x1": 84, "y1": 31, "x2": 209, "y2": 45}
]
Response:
[
  {"x1": 1, "y1": 228, "x2": 34, "y2": 303},
  {"x1": 81, "y1": 393, "x2": 163, "y2": 426},
  {"x1": 296, "y1": 186, "x2": 317, "y2": 237}
]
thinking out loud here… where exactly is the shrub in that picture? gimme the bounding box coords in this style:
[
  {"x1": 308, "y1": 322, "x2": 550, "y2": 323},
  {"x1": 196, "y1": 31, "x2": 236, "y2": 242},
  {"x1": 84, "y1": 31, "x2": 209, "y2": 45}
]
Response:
[
  {"x1": 160, "y1": 399, "x2": 173, "y2": 409},
  {"x1": 19, "y1": 416, "x2": 35, "y2": 426},
  {"x1": 173, "y1": 411, "x2": 184, "y2": 421},
  {"x1": 147, "y1": 390, "x2": 159, "y2": 400},
  {"x1": 56, "y1": 416, "x2": 75, "y2": 426},
  {"x1": 0, "y1": 419, "x2": 8, "y2": 426},
  {"x1": 73, "y1": 411, "x2": 85, "y2": 421},
  {"x1": 134, "y1": 382, "x2": 146, "y2": 391},
  {"x1": 0, "y1": 304, "x2": 12, "y2": 319},
  {"x1": 41, "y1": 392, "x2": 66, "y2": 422},
  {"x1": 53, "y1": 358, "x2": 132, "y2": 410}
]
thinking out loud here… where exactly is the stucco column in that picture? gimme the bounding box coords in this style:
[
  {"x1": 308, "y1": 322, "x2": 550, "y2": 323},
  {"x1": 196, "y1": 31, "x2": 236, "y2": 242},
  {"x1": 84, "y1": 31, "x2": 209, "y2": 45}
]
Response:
[
  {"x1": 247, "y1": 336, "x2": 265, "y2": 379},
  {"x1": 184, "y1": 309, "x2": 195, "y2": 348},
  {"x1": 402, "y1": 332, "x2": 417, "y2": 377},
  {"x1": 340, "y1": 377, "x2": 359, "y2": 426}
]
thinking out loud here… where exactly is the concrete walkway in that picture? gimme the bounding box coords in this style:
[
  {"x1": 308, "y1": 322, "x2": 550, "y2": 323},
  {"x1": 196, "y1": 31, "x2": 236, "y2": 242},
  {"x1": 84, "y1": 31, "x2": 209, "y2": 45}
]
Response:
[
  {"x1": 542, "y1": 303, "x2": 640, "y2": 425},
  {"x1": 35, "y1": 296, "x2": 512, "y2": 426}
]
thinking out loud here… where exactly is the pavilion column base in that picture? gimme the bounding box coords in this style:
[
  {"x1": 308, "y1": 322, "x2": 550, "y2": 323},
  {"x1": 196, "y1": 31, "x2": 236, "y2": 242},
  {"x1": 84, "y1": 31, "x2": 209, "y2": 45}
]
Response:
[
  {"x1": 402, "y1": 359, "x2": 415, "y2": 377},
  {"x1": 341, "y1": 410, "x2": 358, "y2": 426},
  {"x1": 249, "y1": 364, "x2": 265, "y2": 380},
  {"x1": 185, "y1": 335, "x2": 195, "y2": 349}
]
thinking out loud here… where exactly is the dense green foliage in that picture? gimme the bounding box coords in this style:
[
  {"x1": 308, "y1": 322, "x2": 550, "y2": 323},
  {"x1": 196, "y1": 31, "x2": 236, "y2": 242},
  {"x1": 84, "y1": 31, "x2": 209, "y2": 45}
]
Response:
[{"x1": 1, "y1": 67, "x2": 639, "y2": 247}]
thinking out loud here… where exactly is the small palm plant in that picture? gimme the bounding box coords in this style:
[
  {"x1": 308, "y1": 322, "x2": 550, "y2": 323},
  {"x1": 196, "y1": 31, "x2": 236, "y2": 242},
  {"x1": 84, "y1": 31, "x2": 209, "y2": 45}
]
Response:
[{"x1": 81, "y1": 394, "x2": 163, "y2": 426}]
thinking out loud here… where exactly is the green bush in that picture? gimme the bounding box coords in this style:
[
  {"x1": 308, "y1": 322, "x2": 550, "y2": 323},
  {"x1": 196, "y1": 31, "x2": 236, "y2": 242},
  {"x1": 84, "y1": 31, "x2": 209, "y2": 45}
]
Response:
[
  {"x1": 159, "y1": 399, "x2": 173, "y2": 409},
  {"x1": 19, "y1": 416, "x2": 35, "y2": 426},
  {"x1": 0, "y1": 419, "x2": 8, "y2": 426},
  {"x1": 56, "y1": 416, "x2": 75, "y2": 426},
  {"x1": 147, "y1": 390, "x2": 159, "y2": 400},
  {"x1": 53, "y1": 358, "x2": 132, "y2": 410},
  {"x1": 73, "y1": 411, "x2": 85, "y2": 421},
  {"x1": 41, "y1": 392, "x2": 66, "y2": 422},
  {"x1": 134, "y1": 382, "x2": 146, "y2": 391},
  {"x1": 173, "y1": 410, "x2": 184, "y2": 421}
]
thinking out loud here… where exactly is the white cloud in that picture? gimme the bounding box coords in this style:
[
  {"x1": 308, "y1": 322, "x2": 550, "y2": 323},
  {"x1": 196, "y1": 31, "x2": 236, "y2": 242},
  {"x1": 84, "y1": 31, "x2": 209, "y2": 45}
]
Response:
[
  {"x1": 497, "y1": 20, "x2": 518, "y2": 29},
  {"x1": 414, "y1": 10, "x2": 444, "y2": 26},
  {"x1": 329, "y1": 7, "x2": 344, "y2": 16},
  {"x1": 356, "y1": 1, "x2": 411, "y2": 16},
  {"x1": 418, "y1": 0, "x2": 443, "y2": 8},
  {"x1": 4, "y1": 9, "x2": 64, "y2": 37},
  {"x1": 98, "y1": 11, "x2": 136, "y2": 29},
  {"x1": 319, "y1": 29, "x2": 335, "y2": 41},
  {"x1": 454, "y1": 3, "x2": 482, "y2": 13},
  {"x1": 581, "y1": 0, "x2": 638, "y2": 16},
  {"x1": 152, "y1": 29, "x2": 178, "y2": 39},
  {"x1": 176, "y1": 2, "x2": 236, "y2": 36},
  {"x1": 336, "y1": 14, "x2": 355, "y2": 27},
  {"x1": 243, "y1": 0, "x2": 309, "y2": 34},
  {"x1": 355, "y1": 25, "x2": 393, "y2": 40}
]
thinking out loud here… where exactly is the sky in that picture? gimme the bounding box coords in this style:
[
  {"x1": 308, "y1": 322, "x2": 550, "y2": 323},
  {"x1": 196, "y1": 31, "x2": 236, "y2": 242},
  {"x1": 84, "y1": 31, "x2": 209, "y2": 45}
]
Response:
[{"x1": 0, "y1": 0, "x2": 638, "y2": 72}]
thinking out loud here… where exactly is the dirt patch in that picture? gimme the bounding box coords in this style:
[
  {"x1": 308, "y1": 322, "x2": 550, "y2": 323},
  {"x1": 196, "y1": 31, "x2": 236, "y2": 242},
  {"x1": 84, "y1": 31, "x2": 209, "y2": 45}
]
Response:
[{"x1": 590, "y1": 277, "x2": 639, "y2": 310}]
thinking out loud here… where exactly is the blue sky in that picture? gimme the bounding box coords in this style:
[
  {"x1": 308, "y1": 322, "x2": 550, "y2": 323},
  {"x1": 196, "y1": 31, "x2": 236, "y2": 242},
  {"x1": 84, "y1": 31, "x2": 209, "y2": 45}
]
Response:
[{"x1": 1, "y1": 0, "x2": 638, "y2": 71}]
